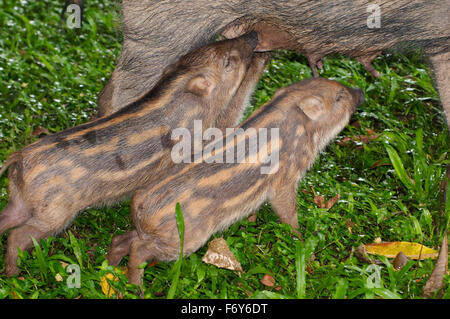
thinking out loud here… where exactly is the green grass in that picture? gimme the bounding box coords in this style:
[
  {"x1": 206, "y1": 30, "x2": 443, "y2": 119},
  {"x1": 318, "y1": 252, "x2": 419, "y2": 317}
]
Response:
[{"x1": 0, "y1": 0, "x2": 448, "y2": 299}]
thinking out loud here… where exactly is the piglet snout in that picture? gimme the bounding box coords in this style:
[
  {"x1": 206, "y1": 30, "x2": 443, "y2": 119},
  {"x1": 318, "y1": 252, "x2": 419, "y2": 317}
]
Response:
[
  {"x1": 241, "y1": 31, "x2": 259, "y2": 50},
  {"x1": 350, "y1": 88, "x2": 365, "y2": 106}
]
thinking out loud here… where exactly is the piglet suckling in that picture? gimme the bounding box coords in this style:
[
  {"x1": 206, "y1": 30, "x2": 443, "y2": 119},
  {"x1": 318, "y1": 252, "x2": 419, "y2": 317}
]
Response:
[{"x1": 0, "y1": 33, "x2": 266, "y2": 277}]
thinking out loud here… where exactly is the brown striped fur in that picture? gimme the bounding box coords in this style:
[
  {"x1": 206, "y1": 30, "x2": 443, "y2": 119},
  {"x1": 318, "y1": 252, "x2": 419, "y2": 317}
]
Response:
[
  {"x1": 106, "y1": 77, "x2": 366, "y2": 286},
  {"x1": 0, "y1": 33, "x2": 270, "y2": 277}
]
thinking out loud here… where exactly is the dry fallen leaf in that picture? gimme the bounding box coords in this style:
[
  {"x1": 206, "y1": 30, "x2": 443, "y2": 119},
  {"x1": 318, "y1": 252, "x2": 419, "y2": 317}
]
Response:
[
  {"x1": 101, "y1": 273, "x2": 118, "y2": 297},
  {"x1": 370, "y1": 159, "x2": 392, "y2": 169},
  {"x1": 10, "y1": 291, "x2": 20, "y2": 299},
  {"x1": 365, "y1": 241, "x2": 438, "y2": 259},
  {"x1": 313, "y1": 194, "x2": 340, "y2": 210},
  {"x1": 313, "y1": 195, "x2": 325, "y2": 208},
  {"x1": 393, "y1": 252, "x2": 408, "y2": 270},
  {"x1": 346, "y1": 219, "x2": 357, "y2": 234},
  {"x1": 261, "y1": 274, "x2": 275, "y2": 287},
  {"x1": 338, "y1": 131, "x2": 378, "y2": 146},
  {"x1": 350, "y1": 120, "x2": 361, "y2": 129},
  {"x1": 202, "y1": 237, "x2": 243, "y2": 276},
  {"x1": 423, "y1": 234, "x2": 448, "y2": 298},
  {"x1": 100, "y1": 267, "x2": 127, "y2": 298},
  {"x1": 32, "y1": 126, "x2": 50, "y2": 137},
  {"x1": 55, "y1": 273, "x2": 64, "y2": 282},
  {"x1": 325, "y1": 194, "x2": 340, "y2": 209},
  {"x1": 247, "y1": 212, "x2": 257, "y2": 222}
]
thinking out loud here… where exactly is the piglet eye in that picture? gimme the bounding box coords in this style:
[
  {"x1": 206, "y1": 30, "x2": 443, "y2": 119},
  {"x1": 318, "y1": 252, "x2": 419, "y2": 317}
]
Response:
[
  {"x1": 334, "y1": 89, "x2": 345, "y2": 103},
  {"x1": 225, "y1": 52, "x2": 240, "y2": 71},
  {"x1": 225, "y1": 55, "x2": 231, "y2": 68}
]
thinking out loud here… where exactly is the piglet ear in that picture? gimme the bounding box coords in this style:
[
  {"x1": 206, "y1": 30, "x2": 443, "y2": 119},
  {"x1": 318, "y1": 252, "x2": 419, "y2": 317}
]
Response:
[
  {"x1": 185, "y1": 75, "x2": 216, "y2": 97},
  {"x1": 298, "y1": 95, "x2": 325, "y2": 120}
]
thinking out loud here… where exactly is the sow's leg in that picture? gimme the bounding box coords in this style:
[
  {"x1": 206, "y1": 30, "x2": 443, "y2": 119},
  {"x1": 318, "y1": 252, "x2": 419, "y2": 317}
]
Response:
[{"x1": 429, "y1": 51, "x2": 450, "y2": 127}]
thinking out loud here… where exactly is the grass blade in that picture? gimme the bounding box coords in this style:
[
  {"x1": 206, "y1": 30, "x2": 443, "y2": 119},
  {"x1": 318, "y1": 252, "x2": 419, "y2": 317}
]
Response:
[
  {"x1": 252, "y1": 290, "x2": 292, "y2": 299},
  {"x1": 295, "y1": 237, "x2": 317, "y2": 299},
  {"x1": 385, "y1": 144, "x2": 415, "y2": 190},
  {"x1": 333, "y1": 278, "x2": 348, "y2": 299},
  {"x1": 68, "y1": 230, "x2": 83, "y2": 269},
  {"x1": 167, "y1": 203, "x2": 185, "y2": 299},
  {"x1": 31, "y1": 237, "x2": 47, "y2": 280},
  {"x1": 373, "y1": 288, "x2": 402, "y2": 299}
]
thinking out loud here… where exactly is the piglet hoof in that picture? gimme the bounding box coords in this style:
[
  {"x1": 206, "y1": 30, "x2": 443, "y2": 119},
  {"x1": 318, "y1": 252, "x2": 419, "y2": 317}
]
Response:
[
  {"x1": 128, "y1": 269, "x2": 146, "y2": 298},
  {"x1": 128, "y1": 267, "x2": 144, "y2": 288},
  {"x1": 105, "y1": 253, "x2": 121, "y2": 267},
  {"x1": 4, "y1": 264, "x2": 20, "y2": 277}
]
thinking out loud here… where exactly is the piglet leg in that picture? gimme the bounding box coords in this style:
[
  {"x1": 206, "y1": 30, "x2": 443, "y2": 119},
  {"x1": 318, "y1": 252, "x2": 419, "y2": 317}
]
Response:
[
  {"x1": 5, "y1": 220, "x2": 50, "y2": 276},
  {"x1": 356, "y1": 52, "x2": 381, "y2": 78},
  {"x1": 106, "y1": 230, "x2": 138, "y2": 266},
  {"x1": 0, "y1": 196, "x2": 31, "y2": 235},
  {"x1": 270, "y1": 183, "x2": 301, "y2": 238},
  {"x1": 128, "y1": 238, "x2": 157, "y2": 288},
  {"x1": 307, "y1": 54, "x2": 323, "y2": 78}
]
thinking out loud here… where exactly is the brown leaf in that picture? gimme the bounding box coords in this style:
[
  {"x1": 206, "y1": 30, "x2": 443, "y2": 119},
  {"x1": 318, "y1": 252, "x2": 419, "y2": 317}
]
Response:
[
  {"x1": 346, "y1": 219, "x2": 356, "y2": 234},
  {"x1": 202, "y1": 237, "x2": 243, "y2": 276},
  {"x1": 313, "y1": 195, "x2": 325, "y2": 208},
  {"x1": 32, "y1": 126, "x2": 50, "y2": 137},
  {"x1": 10, "y1": 291, "x2": 20, "y2": 299},
  {"x1": 314, "y1": 194, "x2": 340, "y2": 210},
  {"x1": 325, "y1": 194, "x2": 340, "y2": 209},
  {"x1": 247, "y1": 212, "x2": 257, "y2": 222},
  {"x1": 350, "y1": 120, "x2": 361, "y2": 129},
  {"x1": 338, "y1": 137, "x2": 352, "y2": 146},
  {"x1": 261, "y1": 274, "x2": 275, "y2": 287},
  {"x1": 423, "y1": 233, "x2": 448, "y2": 298},
  {"x1": 393, "y1": 252, "x2": 408, "y2": 270},
  {"x1": 338, "y1": 132, "x2": 378, "y2": 146},
  {"x1": 370, "y1": 159, "x2": 391, "y2": 169}
]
